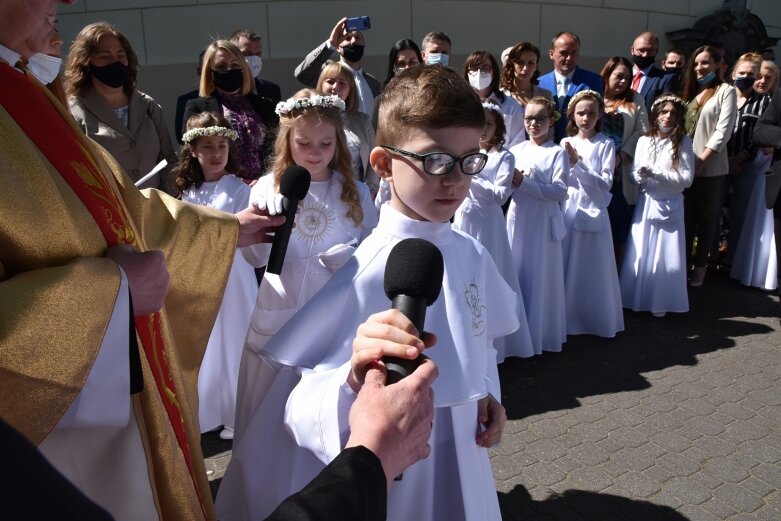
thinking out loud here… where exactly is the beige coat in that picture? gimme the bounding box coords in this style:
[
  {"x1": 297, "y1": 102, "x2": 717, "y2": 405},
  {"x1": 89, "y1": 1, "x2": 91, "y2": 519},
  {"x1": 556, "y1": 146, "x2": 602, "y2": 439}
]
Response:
[
  {"x1": 69, "y1": 88, "x2": 177, "y2": 192},
  {"x1": 342, "y1": 110, "x2": 378, "y2": 195},
  {"x1": 613, "y1": 91, "x2": 650, "y2": 205},
  {"x1": 691, "y1": 83, "x2": 737, "y2": 178}
]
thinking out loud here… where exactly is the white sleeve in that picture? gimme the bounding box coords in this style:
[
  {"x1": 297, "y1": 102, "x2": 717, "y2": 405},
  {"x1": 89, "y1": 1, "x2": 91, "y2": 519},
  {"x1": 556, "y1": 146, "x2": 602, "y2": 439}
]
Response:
[
  {"x1": 55, "y1": 268, "x2": 131, "y2": 429},
  {"x1": 285, "y1": 363, "x2": 355, "y2": 464}
]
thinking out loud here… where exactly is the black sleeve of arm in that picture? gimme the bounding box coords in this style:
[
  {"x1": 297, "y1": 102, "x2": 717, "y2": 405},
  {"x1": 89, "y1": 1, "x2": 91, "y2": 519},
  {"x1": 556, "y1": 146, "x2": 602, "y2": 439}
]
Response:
[
  {"x1": 264, "y1": 446, "x2": 387, "y2": 521},
  {"x1": 753, "y1": 88, "x2": 781, "y2": 149}
]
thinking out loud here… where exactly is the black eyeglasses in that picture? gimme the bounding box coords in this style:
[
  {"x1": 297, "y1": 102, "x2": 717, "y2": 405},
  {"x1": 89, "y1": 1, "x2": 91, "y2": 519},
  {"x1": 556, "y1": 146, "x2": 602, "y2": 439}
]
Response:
[{"x1": 381, "y1": 145, "x2": 487, "y2": 176}]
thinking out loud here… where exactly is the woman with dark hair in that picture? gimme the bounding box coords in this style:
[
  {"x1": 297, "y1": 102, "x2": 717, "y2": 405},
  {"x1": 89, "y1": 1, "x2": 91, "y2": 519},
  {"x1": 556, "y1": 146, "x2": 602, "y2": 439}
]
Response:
[
  {"x1": 681, "y1": 45, "x2": 737, "y2": 286},
  {"x1": 183, "y1": 39, "x2": 278, "y2": 182},
  {"x1": 65, "y1": 22, "x2": 176, "y2": 191},
  {"x1": 500, "y1": 41, "x2": 553, "y2": 107},
  {"x1": 382, "y1": 38, "x2": 422, "y2": 87},
  {"x1": 464, "y1": 50, "x2": 525, "y2": 147},
  {"x1": 600, "y1": 56, "x2": 650, "y2": 265}
]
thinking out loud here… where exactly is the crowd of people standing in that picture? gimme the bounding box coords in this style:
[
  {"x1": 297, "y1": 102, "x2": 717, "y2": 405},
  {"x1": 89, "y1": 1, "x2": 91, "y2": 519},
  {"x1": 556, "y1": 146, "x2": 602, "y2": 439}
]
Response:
[{"x1": 4, "y1": 3, "x2": 781, "y2": 519}]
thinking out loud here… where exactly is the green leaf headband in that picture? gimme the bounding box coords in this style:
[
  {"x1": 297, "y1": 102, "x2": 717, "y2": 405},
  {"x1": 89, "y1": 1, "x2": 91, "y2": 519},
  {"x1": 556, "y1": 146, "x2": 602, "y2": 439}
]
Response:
[{"x1": 182, "y1": 126, "x2": 238, "y2": 144}]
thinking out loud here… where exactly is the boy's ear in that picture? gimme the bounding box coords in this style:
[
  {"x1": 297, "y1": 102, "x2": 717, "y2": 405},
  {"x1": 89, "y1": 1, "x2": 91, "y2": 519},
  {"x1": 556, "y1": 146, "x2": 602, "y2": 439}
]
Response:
[{"x1": 369, "y1": 146, "x2": 393, "y2": 181}]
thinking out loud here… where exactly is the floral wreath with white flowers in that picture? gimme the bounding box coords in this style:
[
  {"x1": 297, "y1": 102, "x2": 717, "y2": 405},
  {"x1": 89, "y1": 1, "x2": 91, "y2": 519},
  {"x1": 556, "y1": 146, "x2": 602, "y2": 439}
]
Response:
[
  {"x1": 481, "y1": 101, "x2": 502, "y2": 114},
  {"x1": 182, "y1": 126, "x2": 238, "y2": 144},
  {"x1": 651, "y1": 94, "x2": 687, "y2": 111},
  {"x1": 275, "y1": 94, "x2": 346, "y2": 116},
  {"x1": 567, "y1": 89, "x2": 602, "y2": 111}
]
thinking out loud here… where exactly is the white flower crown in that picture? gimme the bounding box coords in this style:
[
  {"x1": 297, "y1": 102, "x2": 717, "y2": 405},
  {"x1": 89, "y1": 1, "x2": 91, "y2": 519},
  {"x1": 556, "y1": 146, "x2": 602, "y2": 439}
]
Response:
[
  {"x1": 652, "y1": 94, "x2": 687, "y2": 111},
  {"x1": 275, "y1": 94, "x2": 346, "y2": 116},
  {"x1": 567, "y1": 89, "x2": 602, "y2": 111},
  {"x1": 182, "y1": 126, "x2": 238, "y2": 144},
  {"x1": 481, "y1": 101, "x2": 502, "y2": 113}
]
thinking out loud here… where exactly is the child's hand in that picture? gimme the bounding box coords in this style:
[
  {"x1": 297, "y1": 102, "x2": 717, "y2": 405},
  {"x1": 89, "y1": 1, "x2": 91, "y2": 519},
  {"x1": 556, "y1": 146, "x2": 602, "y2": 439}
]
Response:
[
  {"x1": 476, "y1": 394, "x2": 506, "y2": 448},
  {"x1": 511, "y1": 168, "x2": 524, "y2": 187},
  {"x1": 348, "y1": 309, "x2": 436, "y2": 392},
  {"x1": 636, "y1": 166, "x2": 652, "y2": 183},
  {"x1": 564, "y1": 141, "x2": 579, "y2": 166}
]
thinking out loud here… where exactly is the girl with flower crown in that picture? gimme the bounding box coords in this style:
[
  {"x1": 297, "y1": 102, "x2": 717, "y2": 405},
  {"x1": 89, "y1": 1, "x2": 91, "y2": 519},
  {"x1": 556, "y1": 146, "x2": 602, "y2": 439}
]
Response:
[
  {"x1": 506, "y1": 96, "x2": 569, "y2": 354},
  {"x1": 560, "y1": 90, "x2": 624, "y2": 338},
  {"x1": 172, "y1": 111, "x2": 258, "y2": 440},
  {"x1": 619, "y1": 95, "x2": 694, "y2": 317},
  {"x1": 233, "y1": 89, "x2": 378, "y2": 442},
  {"x1": 453, "y1": 102, "x2": 532, "y2": 360}
]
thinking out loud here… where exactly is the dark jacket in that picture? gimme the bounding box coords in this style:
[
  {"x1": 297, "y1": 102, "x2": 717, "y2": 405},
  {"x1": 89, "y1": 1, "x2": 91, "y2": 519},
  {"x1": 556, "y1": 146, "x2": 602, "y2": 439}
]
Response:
[
  {"x1": 753, "y1": 87, "x2": 781, "y2": 212},
  {"x1": 637, "y1": 64, "x2": 682, "y2": 112}
]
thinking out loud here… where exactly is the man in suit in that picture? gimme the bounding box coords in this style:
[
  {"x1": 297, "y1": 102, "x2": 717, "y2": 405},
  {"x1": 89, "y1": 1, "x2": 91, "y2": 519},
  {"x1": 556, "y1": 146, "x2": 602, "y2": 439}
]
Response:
[
  {"x1": 538, "y1": 31, "x2": 603, "y2": 142},
  {"x1": 294, "y1": 17, "x2": 380, "y2": 117},
  {"x1": 629, "y1": 32, "x2": 681, "y2": 113},
  {"x1": 229, "y1": 28, "x2": 282, "y2": 107},
  {"x1": 753, "y1": 86, "x2": 781, "y2": 285}
]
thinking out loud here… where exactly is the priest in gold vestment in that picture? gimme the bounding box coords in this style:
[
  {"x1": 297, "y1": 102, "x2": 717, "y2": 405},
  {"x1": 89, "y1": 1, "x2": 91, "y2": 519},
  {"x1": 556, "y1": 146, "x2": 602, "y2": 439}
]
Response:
[{"x1": 0, "y1": 2, "x2": 283, "y2": 519}]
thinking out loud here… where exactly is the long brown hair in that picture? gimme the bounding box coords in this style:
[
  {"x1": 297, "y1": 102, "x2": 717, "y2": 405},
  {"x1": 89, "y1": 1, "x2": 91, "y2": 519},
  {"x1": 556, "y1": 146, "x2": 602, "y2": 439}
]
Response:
[
  {"x1": 500, "y1": 41, "x2": 541, "y2": 93},
  {"x1": 566, "y1": 90, "x2": 603, "y2": 137},
  {"x1": 271, "y1": 89, "x2": 363, "y2": 226},
  {"x1": 172, "y1": 112, "x2": 241, "y2": 195},
  {"x1": 64, "y1": 22, "x2": 139, "y2": 98},
  {"x1": 682, "y1": 45, "x2": 723, "y2": 104},
  {"x1": 600, "y1": 56, "x2": 636, "y2": 111},
  {"x1": 646, "y1": 95, "x2": 686, "y2": 171}
]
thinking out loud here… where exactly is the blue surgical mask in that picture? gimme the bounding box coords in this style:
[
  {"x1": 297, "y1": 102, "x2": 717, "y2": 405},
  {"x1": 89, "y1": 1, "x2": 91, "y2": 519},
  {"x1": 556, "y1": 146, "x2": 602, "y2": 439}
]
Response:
[
  {"x1": 733, "y1": 76, "x2": 756, "y2": 90},
  {"x1": 426, "y1": 52, "x2": 449, "y2": 67},
  {"x1": 658, "y1": 124, "x2": 673, "y2": 134},
  {"x1": 27, "y1": 53, "x2": 62, "y2": 85},
  {"x1": 696, "y1": 70, "x2": 717, "y2": 85}
]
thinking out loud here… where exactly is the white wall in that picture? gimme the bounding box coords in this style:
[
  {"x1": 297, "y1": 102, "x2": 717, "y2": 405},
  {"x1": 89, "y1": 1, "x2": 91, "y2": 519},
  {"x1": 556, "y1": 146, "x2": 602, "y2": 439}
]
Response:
[{"x1": 56, "y1": 0, "x2": 781, "y2": 139}]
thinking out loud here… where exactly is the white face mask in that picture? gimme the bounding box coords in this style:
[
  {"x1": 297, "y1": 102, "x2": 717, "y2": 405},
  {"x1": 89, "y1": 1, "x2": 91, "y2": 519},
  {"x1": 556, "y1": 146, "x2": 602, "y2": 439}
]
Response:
[
  {"x1": 27, "y1": 53, "x2": 62, "y2": 85},
  {"x1": 658, "y1": 124, "x2": 673, "y2": 134},
  {"x1": 426, "y1": 52, "x2": 449, "y2": 66},
  {"x1": 468, "y1": 70, "x2": 492, "y2": 91},
  {"x1": 245, "y1": 55, "x2": 262, "y2": 78}
]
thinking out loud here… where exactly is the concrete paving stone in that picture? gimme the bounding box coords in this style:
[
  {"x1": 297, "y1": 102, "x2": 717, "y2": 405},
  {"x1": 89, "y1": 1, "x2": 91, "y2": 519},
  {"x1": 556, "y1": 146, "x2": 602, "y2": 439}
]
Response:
[
  {"x1": 520, "y1": 461, "x2": 568, "y2": 487},
  {"x1": 590, "y1": 415, "x2": 622, "y2": 435},
  {"x1": 527, "y1": 418, "x2": 569, "y2": 439},
  {"x1": 751, "y1": 462, "x2": 781, "y2": 488},
  {"x1": 688, "y1": 415, "x2": 727, "y2": 436},
  {"x1": 674, "y1": 425, "x2": 705, "y2": 442},
  {"x1": 681, "y1": 398, "x2": 719, "y2": 416},
  {"x1": 745, "y1": 409, "x2": 776, "y2": 428},
  {"x1": 605, "y1": 392, "x2": 642, "y2": 409},
  {"x1": 765, "y1": 489, "x2": 781, "y2": 510},
  {"x1": 494, "y1": 460, "x2": 524, "y2": 481},
  {"x1": 701, "y1": 496, "x2": 741, "y2": 518},
  {"x1": 701, "y1": 457, "x2": 751, "y2": 483},
  {"x1": 741, "y1": 475, "x2": 776, "y2": 497},
  {"x1": 651, "y1": 431, "x2": 693, "y2": 453},
  {"x1": 665, "y1": 476, "x2": 712, "y2": 505},
  {"x1": 566, "y1": 466, "x2": 613, "y2": 492},
  {"x1": 523, "y1": 438, "x2": 569, "y2": 462},
  {"x1": 692, "y1": 435, "x2": 738, "y2": 458},
  {"x1": 607, "y1": 426, "x2": 649, "y2": 449},
  {"x1": 650, "y1": 488, "x2": 685, "y2": 510},
  {"x1": 756, "y1": 389, "x2": 781, "y2": 407},
  {"x1": 714, "y1": 482, "x2": 766, "y2": 512},
  {"x1": 755, "y1": 403, "x2": 781, "y2": 422},
  {"x1": 738, "y1": 439, "x2": 781, "y2": 464},
  {"x1": 614, "y1": 470, "x2": 661, "y2": 498},
  {"x1": 595, "y1": 434, "x2": 627, "y2": 455},
  {"x1": 645, "y1": 464, "x2": 677, "y2": 484},
  {"x1": 658, "y1": 451, "x2": 701, "y2": 477},
  {"x1": 722, "y1": 419, "x2": 771, "y2": 443},
  {"x1": 755, "y1": 506, "x2": 781, "y2": 521},
  {"x1": 551, "y1": 455, "x2": 581, "y2": 474},
  {"x1": 718, "y1": 401, "x2": 758, "y2": 421},
  {"x1": 569, "y1": 442, "x2": 610, "y2": 466},
  {"x1": 640, "y1": 441, "x2": 669, "y2": 459},
  {"x1": 675, "y1": 505, "x2": 720, "y2": 521},
  {"x1": 605, "y1": 407, "x2": 645, "y2": 427},
  {"x1": 593, "y1": 459, "x2": 631, "y2": 479},
  {"x1": 691, "y1": 469, "x2": 726, "y2": 491},
  {"x1": 649, "y1": 397, "x2": 679, "y2": 414},
  {"x1": 566, "y1": 422, "x2": 610, "y2": 444},
  {"x1": 610, "y1": 447, "x2": 655, "y2": 472},
  {"x1": 649, "y1": 412, "x2": 686, "y2": 431}
]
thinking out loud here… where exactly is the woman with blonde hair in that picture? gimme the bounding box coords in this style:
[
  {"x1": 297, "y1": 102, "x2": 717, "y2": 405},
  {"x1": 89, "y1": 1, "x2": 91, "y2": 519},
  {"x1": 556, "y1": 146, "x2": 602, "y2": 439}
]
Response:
[
  {"x1": 64, "y1": 22, "x2": 176, "y2": 191},
  {"x1": 316, "y1": 62, "x2": 378, "y2": 195},
  {"x1": 183, "y1": 39, "x2": 277, "y2": 181}
]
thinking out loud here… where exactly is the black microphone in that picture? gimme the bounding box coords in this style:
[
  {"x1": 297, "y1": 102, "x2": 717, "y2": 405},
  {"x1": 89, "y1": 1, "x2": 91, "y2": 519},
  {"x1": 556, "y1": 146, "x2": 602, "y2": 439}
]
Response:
[
  {"x1": 266, "y1": 166, "x2": 311, "y2": 275},
  {"x1": 382, "y1": 238, "x2": 444, "y2": 384}
]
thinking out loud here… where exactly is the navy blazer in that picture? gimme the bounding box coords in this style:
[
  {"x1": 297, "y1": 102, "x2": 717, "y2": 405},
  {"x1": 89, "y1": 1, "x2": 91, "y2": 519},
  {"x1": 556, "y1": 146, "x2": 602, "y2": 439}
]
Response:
[
  {"x1": 538, "y1": 66, "x2": 604, "y2": 142},
  {"x1": 637, "y1": 64, "x2": 682, "y2": 112},
  {"x1": 256, "y1": 77, "x2": 282, "y2": 107}
]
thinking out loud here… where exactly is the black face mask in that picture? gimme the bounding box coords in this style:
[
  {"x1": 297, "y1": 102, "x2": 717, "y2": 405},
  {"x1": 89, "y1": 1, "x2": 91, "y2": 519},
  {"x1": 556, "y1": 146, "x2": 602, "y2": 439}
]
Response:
[
  {"x1": 89, "y1": 61, "x2": 130, "y2": 88},
  {"x1": 632, "y1": 54, "x2": 655, "y2": 70},
  {"x1": 341, "y1": 44, "x2": 365, "y2": 63},
  {"x1": 213, "y1": 68, "x2": 244, "y2": 93}
]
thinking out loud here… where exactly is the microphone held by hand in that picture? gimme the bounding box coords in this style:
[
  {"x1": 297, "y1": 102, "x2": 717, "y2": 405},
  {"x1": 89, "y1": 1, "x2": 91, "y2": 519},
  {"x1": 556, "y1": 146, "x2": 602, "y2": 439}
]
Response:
[
  {"x1": 266, "y1": 166, "x2": 311, "y2": 274},
  {"x1": 382, "y1": 238, "x2": 444, "y2": 384}
]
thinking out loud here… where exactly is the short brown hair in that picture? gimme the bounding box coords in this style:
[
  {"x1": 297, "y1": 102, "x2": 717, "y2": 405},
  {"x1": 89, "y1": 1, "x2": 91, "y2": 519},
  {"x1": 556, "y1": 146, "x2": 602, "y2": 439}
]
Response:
[
  {"x1": 376, "y1": 64, "x2": 484, "y2": 148},
  {"x1": 64, "y1": 22, "x2": 139, "y2": 98},
  {"x1": 228, "y1": 29, "x2": 261, "y2": 44}
]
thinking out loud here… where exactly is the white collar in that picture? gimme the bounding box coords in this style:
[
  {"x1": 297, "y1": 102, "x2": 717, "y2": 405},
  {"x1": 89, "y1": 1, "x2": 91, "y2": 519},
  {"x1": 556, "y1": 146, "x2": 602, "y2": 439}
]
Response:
[
  {"x1": 0, "y1": 43, "x2": 23, "y2": 72},
  {"x1": 341, "y1": 59, "x2": 362, "y2": 74},
  {"x1": 377, "y1": 204, "x2": 453, "y2": 247},
  {"x1": 554, "y1": 69, "x2": 575, "y2": 84}
]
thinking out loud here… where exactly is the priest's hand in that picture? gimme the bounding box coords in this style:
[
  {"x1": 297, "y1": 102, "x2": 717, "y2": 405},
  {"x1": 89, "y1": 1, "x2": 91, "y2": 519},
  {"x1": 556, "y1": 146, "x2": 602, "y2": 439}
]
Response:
[
  {"x1": 348, "y1": 309, "x2": 436, "y2": 392},
  {"x1": 235, "y1": 203, "x2": 286, "y2": 247},
  {"x1": 345, "y1": 359, "x2": 438, "y2": 489},
  {"x1": 476, "y1": 393, "x2": 506, "y2": 448},
  {"x1": 105, "y1": 244, "x2": 170, "y2": 316}
]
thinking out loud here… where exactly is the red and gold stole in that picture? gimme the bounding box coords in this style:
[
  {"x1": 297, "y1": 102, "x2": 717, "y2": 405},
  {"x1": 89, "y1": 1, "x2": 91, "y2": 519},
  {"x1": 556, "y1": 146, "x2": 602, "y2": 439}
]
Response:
[{"x1": 0, "y1": 62, "x2": 208, "y2": 518}]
